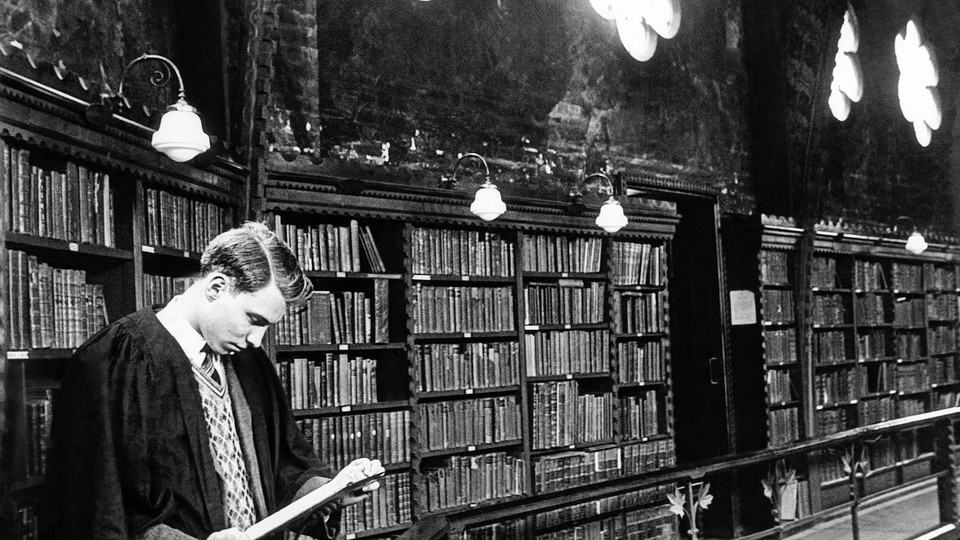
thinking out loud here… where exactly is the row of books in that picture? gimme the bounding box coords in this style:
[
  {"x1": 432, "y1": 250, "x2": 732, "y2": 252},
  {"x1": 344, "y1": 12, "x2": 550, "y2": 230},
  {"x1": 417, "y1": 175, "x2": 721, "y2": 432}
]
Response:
[
  {"x1": 423, "y1": 452, "x2": 527, "y2": 512},
  {"x1": 3, "y1": 144, "x2": 116, "y2": 247},
  {"x1": 854, "y1": 293, "x2": 884, "y2": 324},
  {"x1": 296, "y1": 410, "x2": 409, "y2": 469},
  {"x1": 267, "y1": 213, "x2": 386, "y2": 273},
  {"x1": 340, "y1": 473, "x2": 411, "y2": 535},
  {"x1": 535, "y1": 506, "x2": 676, "y2": 540},
  {"x1": 614, "y1": 291, "x2": 663, "y2": 334},
  {"x1": 767, "y1": 369, "x2": 798, "y2": 403},
  {"x1": 413, "y1": 285, "x2": 515, "y2": 333},
  {"x1": 24, "y1": 388, "x2": 53, "y2": 479},
  {"x1": 860, "y1": 396, "x2": 896, "y2": 424},
  {"x1": 810, "y1": 257, "x2": 838, "y2": 288},
  {"x1": 929, "y1": 326, "x2": 958, "y2": 355},
  {"x1": 812, "y1": 331, "x2": 850, "y2": 365},
  {"x1": 892, "y1": 263, "x2": 923, "y2": 291},
  {"x1": 277, "y1": 354, "x2": 378, "y2": 410},
  {"x1": 533, "y1": 485, "x2": 673, "y2": 529},
  {"x1": 760, "y1": 250, "x2": 791, "y2": 285},
  {"x1": 897, "y1": 333, "x2": 924, "y2": 360},
  {"x1": 858, "y1": 331, "x2": 888, "y2": 361},
  {"x1": 7, "y1": 249, "x2": 109, "y2": 350},
  {"x1": 927, "y1": 293, "x2": 959, "y2": 320},
  {"x1": 925, "y1": 265, "x2": 957, "y2": 290},
  {"x1": 621, "y1": 439, "x2": 676, "y2": 476},
  {"x1": 418, "y1": 342, "x2": 520, "y2": 392},
  {"x1": 762, "y1": 289, "x2": 795, "y2": 324},
  {"x1": 893, "y1": 299, "x2": 926, "y2": 326},
  {"x1": 864, "y1": 437, "x2": 897, "y2": 471},
  {"x1": 898, "y1": 362, "x2": 928, "y2": 392},
  {"x1": 411, "y1": 227, "x2": 514, "y2": 277},
  {"x1": 854, "y1": 260, "x2": 885, "y2": 290},
  {"x1": 533, "y1": 441, "x2": 676, "y2": 494},
  {"x1": 524, "y1": 329, "x2": 609, "y2": 376},
  {"x1": 931, "y1": 357, "x2": 960, "y2": 384},
  {"x1": 814, "y1": 367, "x2": 856, "y2": 406},
  {"x1": 765, "y1": 329, "x2": 798, "y2": 364},
  {"x1": 618, "y1": 340, "x2": 665, "y2": 383},
  {"x1": 619, "y1": 390, "x2": 662, "y2": 440},
  {"x1": 143, "y1": 274, "x2": 197, "y2": 308},
  {"x1": 142, "y1": 187, "x2": 232, "y2": 252},
  {"x1": 421, "y1": 397, "x2": 521, "y2": 451},
  {"x1": 531, "y1": 381, "x2": 613, "y2": 450},
  {"x1": 610, "y1": 241, "x2": 665, "y2": 286},
  {"x1": 458, "y1": 519, "x2": 528, "y2": 539},
  {"x1": 524, "y1": 282, "x2": 605, "y2": 326},
  {"x1": 276, "y1": 283, "x2": 390, "y2": 345},
  {"x1": 865, "y1": 362, "x2": 895, "y2": 394},
  {"x1": 934, "y1": 391, "x2": 960, "y2": 410},
  {"x1": 522, "y1": 234, "x2": 602, "y2": 273},
  {"x1": 900, "y1": 397, "x2": 927, "y2": 417},
  {"x1": 817, "y1": 408, "x2": 852, "y2": 437},
  {"x1": 769, "y1": 407, "x2": 801, "y2": 445},
  {"x1": 811, "y1": 294, "x2": 846, "y2": 325}
]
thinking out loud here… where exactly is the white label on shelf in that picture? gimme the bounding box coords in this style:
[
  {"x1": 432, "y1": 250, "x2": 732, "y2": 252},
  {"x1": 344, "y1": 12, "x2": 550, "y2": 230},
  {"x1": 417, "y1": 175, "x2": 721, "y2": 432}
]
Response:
[
  {"x1": 413, "y1": 274, "x2": 430, "y2": 281},
  {"x1": 338, "y1": 344, "x2": 349, "y2": 350},
  {"x1": 465, "y1": 388, "x2": 474, "y2": 395},
  {"x1": 812, "y1": 287, "x2": 820, "y2": 292},
  {"x1": 850, "y1": 399, "x2": 858, "y2": 404},
  {"x1": 566, "y1": 374, "x2": 573, "y2": 380},
  {"x1": 8, "y1": 351, "x2": 28, "y2": 360},
  {"x1": 346, "y1": 535, "x2": 357, "y2": 540},
  {"x1": 564, "y1": 324, "x2": 572, "y2": 330},
  {"x1": 183, "y1": 250, "x2": 190, "y2": 258},
  {"x1": 341, "y1": 405, "x2": 352, "y2": 412},
  {"x1": 526, "y1": 325, "x2": 540, "y2": 331},
  {"x1": 467, "y1": 445, "x2": 476, "y2": 451},
  {"x1": 816, "y1": 405, "x2": 824, "y2": 410},
  {"x1": 729, "y1": 290, "x2": 757, "y2": 326},
  {"x1": 461, "y1": 276, "x2": 470, "y2": 281},
  {"x1": 890, "y1": 390, "x2": 896, "y2": 395},
  {"x1": 68, "y1": 242, "x2": 79, "y2": 252},
  {"x1": 463, "y1": 332, "x2": 472, "y2": 339},
  {"x1": 642, "y1": 437, "x2": 648, "y2": 442},
  {"x1": 142, "y1": 245, "x2": 155, "y2": 253},
  {"x1": 568, "y1": 444, "x2": 576, "y2": 449},
  {"x1": 336, "y1": 271, "x2": 347, "y2": 278},
  {"x1": 854, "y1": 289, "x2": 863, "y2": 293},
  {"x1": 561, "y1": 272, "x2": 569, "y2": 277}
]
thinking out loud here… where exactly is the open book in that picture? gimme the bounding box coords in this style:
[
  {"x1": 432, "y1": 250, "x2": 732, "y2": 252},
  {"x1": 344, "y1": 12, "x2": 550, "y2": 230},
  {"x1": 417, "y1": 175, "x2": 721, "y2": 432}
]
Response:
[{"x1": 245, "y1": 458, "x2": 385, "y2": 540}]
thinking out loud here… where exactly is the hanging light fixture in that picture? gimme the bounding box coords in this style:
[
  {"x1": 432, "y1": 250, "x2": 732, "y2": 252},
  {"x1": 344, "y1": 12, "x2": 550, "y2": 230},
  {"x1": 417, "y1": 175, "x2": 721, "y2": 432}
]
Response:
[
  {"x1": 584, "y1": 171, "x2": 628, "y2": 233},
  {"x1": 896, "y1": 216, "x2": 928, "y2": 255},
  {"x1": 441, "y1": 153, "x2": 506, "y2": 221},
  {"x1": 89, "y1": 54, "x2": 210, "y2": 162}
]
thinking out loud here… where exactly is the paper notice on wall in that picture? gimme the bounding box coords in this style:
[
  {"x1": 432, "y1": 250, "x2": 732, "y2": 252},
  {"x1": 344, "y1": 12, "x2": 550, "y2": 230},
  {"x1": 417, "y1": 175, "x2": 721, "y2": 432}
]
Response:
[{"x1": 729, "y1": 290, "x2": 757, "y2": 326}]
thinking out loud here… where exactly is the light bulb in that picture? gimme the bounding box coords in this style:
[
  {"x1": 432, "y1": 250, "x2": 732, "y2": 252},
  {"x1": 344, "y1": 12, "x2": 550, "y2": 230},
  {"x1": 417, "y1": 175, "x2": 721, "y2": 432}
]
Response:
[
  {"x1": 470, "y1": 182, "x2": 506, "y2": 221},
  {"x1": 595, "y1": 197, "x2": 628, "y2": 233},
  {"x1": 905, "y1": 231, "x2": 928, "y2": 254}
]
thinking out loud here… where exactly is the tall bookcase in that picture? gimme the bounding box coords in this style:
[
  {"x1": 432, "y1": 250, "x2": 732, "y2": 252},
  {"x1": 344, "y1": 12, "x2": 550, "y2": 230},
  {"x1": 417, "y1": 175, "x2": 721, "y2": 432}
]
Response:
[
  {"x1": 0, "y1": 54, "x2": 246, "y2": 539},
  {"x1": 722, "y1": 215, "x2": 960, "y2": 528},
  {"x1": 259, "y1": 157, "x2": 681, "y2": 539}
]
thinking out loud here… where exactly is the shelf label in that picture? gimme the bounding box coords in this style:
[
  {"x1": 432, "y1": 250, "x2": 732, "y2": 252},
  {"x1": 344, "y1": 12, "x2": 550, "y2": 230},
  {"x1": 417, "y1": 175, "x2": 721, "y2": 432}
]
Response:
[
  {"x1": 461, "y1": 276, "x2": 471, "y2": 281},
  {"x1": 183, "y1": 250, "x2": 190, "y2": 258},
  {"x1": 526, "y1": 325, "x2": 540, "y2": 331},
  {"x1": 68, "y1": 242, "x2": 79, "y2": 252},
  {"x1": 341, "y1": 405, "x2": 352, "y2": 412},
  {"x1": 8, "y1": 351, "x2": 28, "y2": 360},
  {"x1": 142, "y1": 245, "x2": 155, "y2": 253},
  {"x1": 566, "y1": 374, "x2": 574, "y2": 380},
  {"x1": 467, "y1": 445, "x2": 476, "y2": 451},
  {"x1": 347, "y1": 535, "x2": 357, "y2": 540},
  {"x1": 413, "y1": 274, "x2": 430, "y2": 281},
  {"x1": 338, "y1": 344, "x2": 349, "y2": 351},
  {"x1": 336, "y1": 271, "x2": 347, "y2": 278},
  {"x1": 561, "y1": 272, "x2": 569, "y2": 277},
  {"x1": 463, "y1": 332, "x2": 472, "y2": 339},
  {"x1": 568, "y1": 444, "x2": 576, "y2": 449},
  {"x1": 729, "y1": 290, "x2": 757, "y2": 326},
  {"x1": 465, "y1": 388, "x2": 474, "y2": 395},
  {"x1": 564, "y1": 324, "x2": 572, "y2": 330}
]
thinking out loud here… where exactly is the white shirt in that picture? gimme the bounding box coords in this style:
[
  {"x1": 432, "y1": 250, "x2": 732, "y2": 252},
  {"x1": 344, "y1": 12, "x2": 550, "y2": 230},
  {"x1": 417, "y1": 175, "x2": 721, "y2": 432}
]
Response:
[{"x1": 156, "y1": 296, "x2": 226, "y2": 387}]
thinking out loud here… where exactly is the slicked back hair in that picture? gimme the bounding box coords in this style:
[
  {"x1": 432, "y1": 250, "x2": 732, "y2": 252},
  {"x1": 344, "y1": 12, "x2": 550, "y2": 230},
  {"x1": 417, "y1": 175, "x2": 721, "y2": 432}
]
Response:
[{"x1": 200, "y1": 221, "x2": 313, "y2": 310}]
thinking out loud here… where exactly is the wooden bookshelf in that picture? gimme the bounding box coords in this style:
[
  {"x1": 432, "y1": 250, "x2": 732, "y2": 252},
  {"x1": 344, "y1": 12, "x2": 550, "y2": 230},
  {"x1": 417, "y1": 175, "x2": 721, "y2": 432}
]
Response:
[
  {"x1": 260, "y1": 157, "x2": 682, "y2": 538},
  {"x1": 0, "y1": 55, "x2": 246, "y2": 539}
]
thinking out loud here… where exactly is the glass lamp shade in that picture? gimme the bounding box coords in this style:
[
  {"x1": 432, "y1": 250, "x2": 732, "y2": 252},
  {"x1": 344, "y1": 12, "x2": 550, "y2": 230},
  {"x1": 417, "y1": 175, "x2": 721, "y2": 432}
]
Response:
[
  {"x1": 151, "y1": 100, "x2": 211, "y2": 162},
  {"x1": 595, "y1": 197, "x2": 628, "y2": 233},
  {"x1": 470, "y1": 182, "x2": 506, "y2": 221},
  {"x1": 905, "y1": 231, "x2": 928, "y2": 254}
]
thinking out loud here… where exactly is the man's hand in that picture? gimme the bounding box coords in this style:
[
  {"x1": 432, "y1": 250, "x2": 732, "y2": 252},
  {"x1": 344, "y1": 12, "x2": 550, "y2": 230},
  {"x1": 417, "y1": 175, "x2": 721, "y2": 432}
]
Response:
[
  {"x1": 206, "y1": 527, "x2": 249, "y2": 540},
  {"x1": 338, "y1": 457, "x2": 384, "y2": 508}
]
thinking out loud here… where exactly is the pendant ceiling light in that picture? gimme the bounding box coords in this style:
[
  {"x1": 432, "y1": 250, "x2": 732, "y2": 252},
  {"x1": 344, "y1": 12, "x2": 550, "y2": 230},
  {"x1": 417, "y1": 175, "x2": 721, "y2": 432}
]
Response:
[
  {"x1": 895, "y1": 18, "x2": 942, "y2": 147},
  {"x1": 590, "y1": 0, "x2": 681, "y2": 62},
  {"x1": 828, "y1": 7, "x2": 862, "y2": 122}
]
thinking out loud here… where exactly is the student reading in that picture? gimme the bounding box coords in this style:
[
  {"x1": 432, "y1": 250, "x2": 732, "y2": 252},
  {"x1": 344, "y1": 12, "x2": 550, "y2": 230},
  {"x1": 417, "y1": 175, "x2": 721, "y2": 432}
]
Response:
[{"x1": 41, "y1": 222, "x2": 381, "y2": 540}]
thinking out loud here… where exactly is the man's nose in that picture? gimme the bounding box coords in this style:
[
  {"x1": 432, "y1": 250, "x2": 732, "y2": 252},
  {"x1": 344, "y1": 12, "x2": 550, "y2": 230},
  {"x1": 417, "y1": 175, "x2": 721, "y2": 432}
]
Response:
[{"x1": 247, "y1": 326, "x2": 267, "y2": 348}]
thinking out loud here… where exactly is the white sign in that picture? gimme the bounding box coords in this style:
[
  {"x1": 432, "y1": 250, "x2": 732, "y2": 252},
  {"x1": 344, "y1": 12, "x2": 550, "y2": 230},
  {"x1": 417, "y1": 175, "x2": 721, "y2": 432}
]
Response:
[{"x1": 729, "y1": 290, "x2": 757, "y2": 325}]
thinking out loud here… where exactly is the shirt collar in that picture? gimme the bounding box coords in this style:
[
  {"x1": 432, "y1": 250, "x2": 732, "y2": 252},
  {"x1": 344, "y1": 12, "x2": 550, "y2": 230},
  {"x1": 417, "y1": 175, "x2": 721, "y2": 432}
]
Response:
[{"x1": 156, "y1": 296, "x2": 209, "y2": 369}]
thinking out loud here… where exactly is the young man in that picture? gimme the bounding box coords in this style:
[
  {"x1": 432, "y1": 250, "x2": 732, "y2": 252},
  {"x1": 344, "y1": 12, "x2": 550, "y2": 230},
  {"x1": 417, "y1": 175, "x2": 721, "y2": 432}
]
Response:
[{"x1": 42, "y1": 222, "x2": 380, "y2": 540}]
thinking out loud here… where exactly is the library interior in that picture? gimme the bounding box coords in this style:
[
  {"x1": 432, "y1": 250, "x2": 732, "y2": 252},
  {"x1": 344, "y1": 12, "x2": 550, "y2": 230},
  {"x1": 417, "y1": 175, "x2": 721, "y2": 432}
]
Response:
[{"x1": 4, "y1": 1, "x2": 960, "y2": 539}]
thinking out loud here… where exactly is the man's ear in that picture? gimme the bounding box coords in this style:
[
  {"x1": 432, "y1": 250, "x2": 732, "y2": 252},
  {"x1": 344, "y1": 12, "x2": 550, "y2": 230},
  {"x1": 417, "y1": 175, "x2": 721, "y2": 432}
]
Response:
[{"x1": 205, "y1": 273, "x2": 229, "y2": 302}]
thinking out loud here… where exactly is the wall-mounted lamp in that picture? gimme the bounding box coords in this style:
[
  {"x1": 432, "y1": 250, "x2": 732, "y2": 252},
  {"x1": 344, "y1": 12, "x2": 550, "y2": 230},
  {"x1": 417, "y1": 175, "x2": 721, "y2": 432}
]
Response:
[
  {"x1": 895, "y1": 216, "x2": 928, "y2": 255},
  {"x1": 441, "y1": 153, "x2": 506, "y2": 221},
  {"x1": 582, "y1": 172, "x2": 628, "y2": 233},
  {"x1": 88, "y1": 54, "x2": 210, "y2": 162}
]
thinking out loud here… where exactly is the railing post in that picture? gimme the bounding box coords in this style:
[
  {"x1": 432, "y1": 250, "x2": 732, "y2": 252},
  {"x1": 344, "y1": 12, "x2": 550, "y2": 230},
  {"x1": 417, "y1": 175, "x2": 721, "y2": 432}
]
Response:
[{"x1": 935, "y1": 418, "x2": 959, "y2": 525}]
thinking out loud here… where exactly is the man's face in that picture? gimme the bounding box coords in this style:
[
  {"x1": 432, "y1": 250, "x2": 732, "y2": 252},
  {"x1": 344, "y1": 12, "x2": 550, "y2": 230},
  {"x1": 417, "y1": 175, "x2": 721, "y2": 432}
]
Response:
[{"x1": 201, "y1": 278, "x2": 287, "y2": 355}]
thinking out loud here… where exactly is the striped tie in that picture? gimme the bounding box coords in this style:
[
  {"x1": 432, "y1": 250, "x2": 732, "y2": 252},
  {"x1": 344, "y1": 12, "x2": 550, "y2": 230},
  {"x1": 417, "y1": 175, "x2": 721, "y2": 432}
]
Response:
[{"x1": 201, "y1": 346, "x2": 222, "y2": 389}]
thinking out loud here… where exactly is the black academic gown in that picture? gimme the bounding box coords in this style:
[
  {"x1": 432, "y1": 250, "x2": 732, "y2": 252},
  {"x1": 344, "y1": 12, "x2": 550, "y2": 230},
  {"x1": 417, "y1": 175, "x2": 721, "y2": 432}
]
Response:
[{"x1": 41, "y1": 307, "x2": 340, "y2": 540}]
